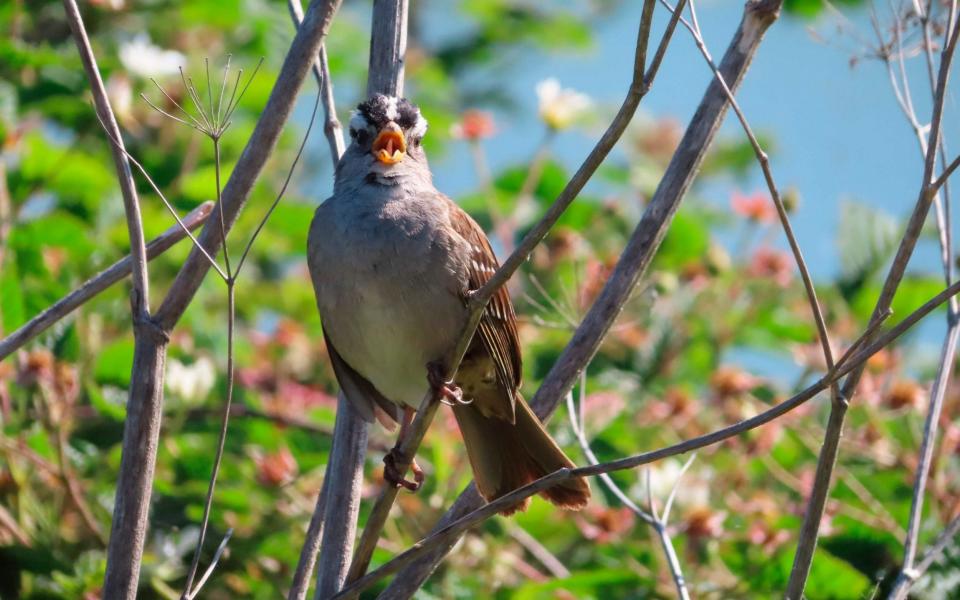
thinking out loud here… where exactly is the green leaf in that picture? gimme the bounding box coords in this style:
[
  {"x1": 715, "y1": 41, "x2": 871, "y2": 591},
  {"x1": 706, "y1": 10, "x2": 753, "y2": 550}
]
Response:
[
  {"x1": 654, "y1": 208, "x2": 709, "y2": 269},
  {"x1": 512, "y1": 568, "x2": 647, "y2": 600},
  {"x1": 805, "y1": 548, "x2": 873, "y2": 597},
  {"x1": 94, "y1": 339, "x2": 135, "y2": 387},
  {"x1": 86, "y1": 383, "x2": 126, "y2": 422},
  {"x1": 837, "y1": 201, "x2": 900, "y2": 298},
  {"x1": 0, "y1": 257, "x2": 25, "y2": 332}
]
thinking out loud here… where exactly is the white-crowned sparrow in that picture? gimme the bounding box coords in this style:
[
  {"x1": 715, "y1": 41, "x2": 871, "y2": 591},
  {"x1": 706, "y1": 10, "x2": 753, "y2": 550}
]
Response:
[{"x1": 307, "y1": 94, "x2": 589, "y2": 514}]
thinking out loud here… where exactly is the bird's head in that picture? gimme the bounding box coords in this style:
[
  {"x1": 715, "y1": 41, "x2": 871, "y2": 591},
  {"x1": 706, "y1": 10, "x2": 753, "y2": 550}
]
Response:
[{"x1": 341, "y1": 94, "x2": 429, "y2": 182}]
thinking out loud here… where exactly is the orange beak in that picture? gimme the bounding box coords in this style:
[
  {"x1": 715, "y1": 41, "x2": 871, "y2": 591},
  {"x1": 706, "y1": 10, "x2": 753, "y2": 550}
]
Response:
[{"x1": 372, "y1": 123, "x2": 407, "y2": 164}]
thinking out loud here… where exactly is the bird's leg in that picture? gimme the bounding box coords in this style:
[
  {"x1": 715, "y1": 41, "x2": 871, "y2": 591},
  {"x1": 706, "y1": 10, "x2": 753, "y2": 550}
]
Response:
[
  {"x1": 383, "y1": 406, "x2": 425, "y2": 491},
  {"x1": 426, "y1": 360, "x2": 463, "y2": 405}
]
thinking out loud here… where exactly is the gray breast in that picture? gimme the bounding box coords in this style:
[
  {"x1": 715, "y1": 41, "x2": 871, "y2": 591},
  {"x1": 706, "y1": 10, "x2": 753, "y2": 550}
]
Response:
[{"x1": 308, "y1": 184, "x2": 470, "y2": 408}]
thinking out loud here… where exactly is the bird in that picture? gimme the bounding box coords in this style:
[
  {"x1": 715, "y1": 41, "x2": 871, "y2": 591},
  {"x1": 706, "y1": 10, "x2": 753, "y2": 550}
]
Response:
[{"x1": 307, "y1": 94, "x2": 590, "y2": 515}]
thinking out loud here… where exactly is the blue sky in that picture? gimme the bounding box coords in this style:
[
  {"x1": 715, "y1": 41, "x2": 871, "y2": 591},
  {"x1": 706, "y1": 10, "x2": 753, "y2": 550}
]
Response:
[{"x1": 415, "y1": 1, "x2": 957, "y2": 282}]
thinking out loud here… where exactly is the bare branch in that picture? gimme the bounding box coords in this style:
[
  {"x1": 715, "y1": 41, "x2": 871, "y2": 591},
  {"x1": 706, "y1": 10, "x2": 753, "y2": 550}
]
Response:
[
  {"x1": 315, "y1": 395, "x2": 369, "y2": 599},
  {"x1": 0, "y1": 202, "x2": 213, "y2": 362},
  {"x1": 890, "y1": 4, "x2": 960, "y2": 588},
  {"x1": 366, "y1": 0, "x2": 409, "y2": 98},
  {"x1": 568, "y1": 373, "x2": 691, "y2": 599},
  {"x1": 289, "y1": 477, "x2": 330, "y2": 600}
]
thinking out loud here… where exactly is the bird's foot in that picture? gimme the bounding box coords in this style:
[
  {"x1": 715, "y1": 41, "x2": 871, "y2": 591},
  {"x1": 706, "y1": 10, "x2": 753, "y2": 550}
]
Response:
[
  {"x1": 383, "y1": 448, "x2": 424, "y2": 492},
  {"x1": 426, "y1": 361, "x2": 466, "y2": 406}
]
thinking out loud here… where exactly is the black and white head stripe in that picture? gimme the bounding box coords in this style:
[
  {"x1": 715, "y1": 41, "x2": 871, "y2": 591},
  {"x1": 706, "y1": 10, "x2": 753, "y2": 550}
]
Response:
[{"x1": 349, "y1": 94, "x2": 428, "y2": 139}]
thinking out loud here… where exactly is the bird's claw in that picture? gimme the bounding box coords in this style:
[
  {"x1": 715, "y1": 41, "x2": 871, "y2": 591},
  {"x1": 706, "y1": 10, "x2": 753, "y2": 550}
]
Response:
[
  {"x1": 427, "y1": 361, "x2": 465, "y2": 405},
  {"x1": 383, "y1": 448, "x2": 424, "y2": 492}
]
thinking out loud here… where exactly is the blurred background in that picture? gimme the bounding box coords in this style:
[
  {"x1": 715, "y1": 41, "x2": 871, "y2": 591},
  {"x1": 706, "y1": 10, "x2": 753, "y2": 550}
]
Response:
[{"x1": 3, "y1": 0, "x2": 960, "y2": 598}]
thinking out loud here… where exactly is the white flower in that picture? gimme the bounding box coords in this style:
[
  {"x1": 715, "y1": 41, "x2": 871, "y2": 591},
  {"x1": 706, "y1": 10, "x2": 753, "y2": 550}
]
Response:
[
  {"x1": 166, "y1": 356, "x2": 216, "y2": 403},
  {"x1": 630, "y1": 459, "x2": 711, "y2": 511},
  {"x1": 119, "y1": 35, "x2": 185, "y2": 78},
  {"x1": 536, "y1": 78, "x2": 592, "y2": 130},
  {"x1": 106, "y1": 74, "x2": 132, "y2": 121}
]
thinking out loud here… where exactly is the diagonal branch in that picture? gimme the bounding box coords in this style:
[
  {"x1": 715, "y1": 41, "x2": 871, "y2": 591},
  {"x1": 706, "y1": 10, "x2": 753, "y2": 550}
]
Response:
[
  {"x1": 567, "y1": 373, "x2": 691, "y2": 599},
  {"x1": 343, "y1": 0, "x2": 679, "y2": 590},
  {"x1": 663, "y1": 0, "x2": 839, "y2": 405},
  {"x1": 335, "y1": 268, "x2": 960, "y2": 599},
  {"x1": 379, "y1": 1, "x2": 783, "y2": 596},
  {"x1": 0, "y1": 202, "x2": 213, "y2": 362}
]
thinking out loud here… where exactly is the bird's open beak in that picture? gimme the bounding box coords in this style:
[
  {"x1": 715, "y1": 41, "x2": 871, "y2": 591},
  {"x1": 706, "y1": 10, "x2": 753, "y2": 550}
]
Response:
[{"x1": 372, "y1": 122, "x2": 407, "y2": 164}]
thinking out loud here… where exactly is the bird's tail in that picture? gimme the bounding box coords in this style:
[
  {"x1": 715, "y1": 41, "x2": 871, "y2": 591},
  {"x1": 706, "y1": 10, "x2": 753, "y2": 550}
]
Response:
[{"x1": 452, "y1": 394, "x2": 591, "y2": 516}]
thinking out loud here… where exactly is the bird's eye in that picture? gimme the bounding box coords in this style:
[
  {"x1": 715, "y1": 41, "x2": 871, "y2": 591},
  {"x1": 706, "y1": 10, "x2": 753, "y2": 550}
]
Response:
[{"x1": 353, "y1": 129, "x2": 370, "y2": 144}]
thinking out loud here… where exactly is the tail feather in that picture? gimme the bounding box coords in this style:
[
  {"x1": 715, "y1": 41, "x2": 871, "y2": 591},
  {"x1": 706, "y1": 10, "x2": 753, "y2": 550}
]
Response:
[{"x1": 453, "y1": 395, "x2": 590, "y2": 516}]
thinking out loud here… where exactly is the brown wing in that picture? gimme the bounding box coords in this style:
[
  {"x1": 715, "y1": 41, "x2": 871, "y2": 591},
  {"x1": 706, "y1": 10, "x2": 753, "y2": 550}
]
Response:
[
  {"x1": 443, "y1": 195, "x2": 523, "y2": 403},
  {"x1": 322, "y1": 328, "x2": 399, "y2": 429}
]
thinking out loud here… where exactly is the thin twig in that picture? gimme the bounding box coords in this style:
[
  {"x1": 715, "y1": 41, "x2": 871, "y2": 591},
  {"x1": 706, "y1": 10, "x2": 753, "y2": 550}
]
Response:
[
  {"x1": 661, "y1": 453, "x2": 696, "y2": 526},
  {"x1": 180, "y1": 283, "x2": 236, "y2": 599},
  {"x1": 287, "y1": 0, "x2": 346, "y2": 167},
  {"x1": 235, "y1": 83, "x2": 322, "y2": 276},
  {"x1": 787, "y1": 12, "x2": 960, "y2": 596},
  {"x1": 891, "y1": 3, "x2": 960, "y2": 592},
  {"x1": 184, "y1": 529, "x2": 234, "y2": 600},
  {"x1": 0, "y1": 202, "x2": 213, "y2": 362},
  {"x1": 62, "y1": 0, "x2": 149, "y2": 321},
  {"x1": 663, "y1": 0, "x2": 840, "y2": 406},
  {"x1": 507, "y1": 524, "x2": 571, "y2": 579},
  {"x1": 567, "y1": 372, "x2": 691, "y2": 599},
  {"x1": 932, "y1": 153, "x2": 960, "y2": 191},
  {"x1": 91, "y1": 113, "x2": 228, "y2": 280}
]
